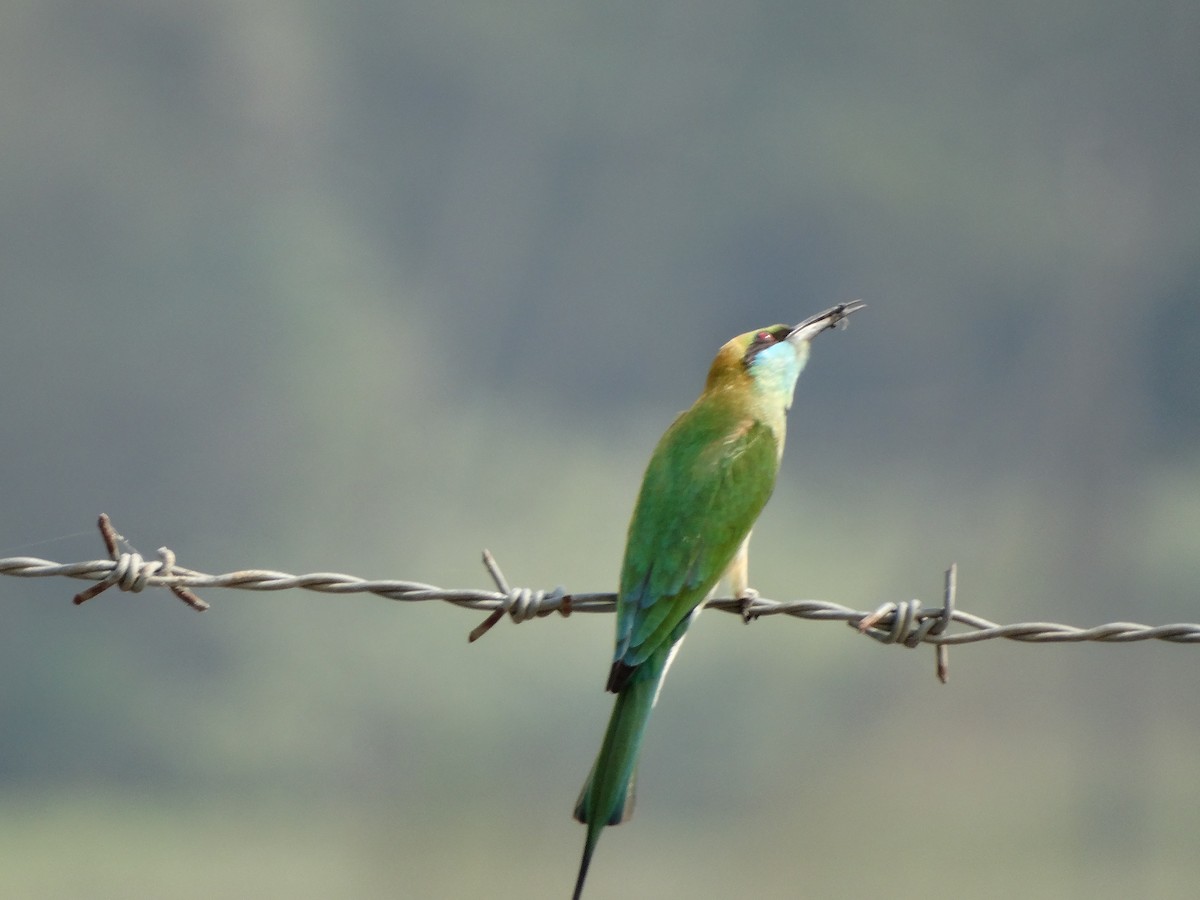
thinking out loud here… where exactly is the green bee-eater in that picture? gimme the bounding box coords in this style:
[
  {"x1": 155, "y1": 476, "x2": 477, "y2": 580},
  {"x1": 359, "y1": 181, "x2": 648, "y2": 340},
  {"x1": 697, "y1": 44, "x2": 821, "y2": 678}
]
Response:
[{"x1": 571, "y1": 301, "x2": 865, "y2": 899}]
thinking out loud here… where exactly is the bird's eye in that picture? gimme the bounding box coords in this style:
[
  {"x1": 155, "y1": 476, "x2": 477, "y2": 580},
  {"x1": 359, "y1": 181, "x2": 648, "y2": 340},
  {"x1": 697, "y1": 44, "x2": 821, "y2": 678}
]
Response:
[{"x1": 743, "y1": 327, "x2": 785, "y2": 366}]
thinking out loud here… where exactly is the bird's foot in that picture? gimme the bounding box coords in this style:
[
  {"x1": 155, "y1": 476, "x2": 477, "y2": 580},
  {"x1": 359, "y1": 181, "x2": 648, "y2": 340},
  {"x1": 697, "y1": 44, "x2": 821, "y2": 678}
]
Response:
[{"x1": 738, "y1": 588, "x2": 761, "y2": 623}]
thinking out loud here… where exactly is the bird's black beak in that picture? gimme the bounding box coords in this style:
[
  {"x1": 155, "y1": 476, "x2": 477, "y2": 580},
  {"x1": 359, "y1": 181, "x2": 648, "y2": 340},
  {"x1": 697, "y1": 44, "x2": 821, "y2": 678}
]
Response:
[{"x1": 787, "y1": 300, "x2": 866, "y2": 344}]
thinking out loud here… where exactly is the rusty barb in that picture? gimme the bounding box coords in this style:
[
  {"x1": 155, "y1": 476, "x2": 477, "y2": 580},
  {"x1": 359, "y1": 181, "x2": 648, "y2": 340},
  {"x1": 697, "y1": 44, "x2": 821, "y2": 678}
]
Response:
[{"x1": 72, "y1": 514, "x2": 209, "y2": 611}]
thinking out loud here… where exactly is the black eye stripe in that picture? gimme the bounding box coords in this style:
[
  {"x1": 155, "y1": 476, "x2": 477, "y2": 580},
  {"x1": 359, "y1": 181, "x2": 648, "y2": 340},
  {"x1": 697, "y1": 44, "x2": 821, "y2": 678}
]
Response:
[{"x1": 742, "y1": 326, "x2": 790, "y2": 365}]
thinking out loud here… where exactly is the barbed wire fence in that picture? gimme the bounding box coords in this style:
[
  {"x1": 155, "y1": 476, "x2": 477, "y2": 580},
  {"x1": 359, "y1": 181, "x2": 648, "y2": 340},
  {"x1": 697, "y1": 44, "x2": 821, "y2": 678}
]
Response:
[{"x1": 4, "y1": 514, "x2": 1199, "y2": 684}]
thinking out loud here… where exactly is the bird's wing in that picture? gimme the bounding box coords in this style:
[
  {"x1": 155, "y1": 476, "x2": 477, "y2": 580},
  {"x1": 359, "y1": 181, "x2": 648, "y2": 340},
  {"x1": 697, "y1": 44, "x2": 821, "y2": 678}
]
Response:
[{"x1": 613, "y1": 406, "x2": 779, "y2": 675}]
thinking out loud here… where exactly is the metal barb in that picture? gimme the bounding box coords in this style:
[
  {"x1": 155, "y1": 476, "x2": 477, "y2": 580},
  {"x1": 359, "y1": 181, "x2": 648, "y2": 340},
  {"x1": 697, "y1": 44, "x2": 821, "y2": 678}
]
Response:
[
  {"x1": 469, "y1": 550, "x2": 568, "y2": 642},
  {"x1": 933, "y1": 565, "x2": 957, "y2": 683},
  {"x1": 469, "y1": 549, "x2": 510, "y2": 641},
  {"x1": 851, "y1": 563, "x2": 956, "y2": 683},
  {"x1": 71, "y1": 514, "x2": 209, "y2": 611}
]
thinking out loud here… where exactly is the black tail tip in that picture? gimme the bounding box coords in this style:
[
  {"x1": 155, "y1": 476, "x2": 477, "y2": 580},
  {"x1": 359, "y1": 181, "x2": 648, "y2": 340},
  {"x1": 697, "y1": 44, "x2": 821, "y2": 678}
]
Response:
[
  {"x1": 573, "y1": 826, "x2": 601, "y2": 900},
  {"x1": 572, "y1": 857, "x2": 591, "y2": 900},
  {"x1": 606, "y1": 660, "x2": 635, "y2": 693}
]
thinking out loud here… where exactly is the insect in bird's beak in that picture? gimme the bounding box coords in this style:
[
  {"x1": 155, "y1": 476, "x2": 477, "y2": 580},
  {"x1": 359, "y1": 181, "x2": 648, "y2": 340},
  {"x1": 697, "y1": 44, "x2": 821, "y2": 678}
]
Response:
[{"x1": 787, "y1": 300, "x2": 866, "y2": 343}]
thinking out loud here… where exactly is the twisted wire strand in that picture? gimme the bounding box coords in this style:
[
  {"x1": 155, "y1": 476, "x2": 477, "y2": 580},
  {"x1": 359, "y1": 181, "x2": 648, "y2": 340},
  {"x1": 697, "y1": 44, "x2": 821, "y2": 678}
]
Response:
[{"x1": 4, "y1": 516, "x2": 1199, "y2": 683}]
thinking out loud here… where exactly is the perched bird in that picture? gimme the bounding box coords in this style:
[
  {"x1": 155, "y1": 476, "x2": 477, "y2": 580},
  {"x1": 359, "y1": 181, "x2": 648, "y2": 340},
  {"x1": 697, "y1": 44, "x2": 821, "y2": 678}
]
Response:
[{"x1": 571, "y1": 301, "x2": 865, "y2": 899}]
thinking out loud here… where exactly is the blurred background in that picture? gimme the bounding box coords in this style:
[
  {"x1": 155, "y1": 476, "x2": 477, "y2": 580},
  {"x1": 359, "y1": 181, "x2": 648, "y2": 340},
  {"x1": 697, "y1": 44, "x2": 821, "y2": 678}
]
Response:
[{"x1": 2, "y1": 2, "x2": 1198, "y2": 898}]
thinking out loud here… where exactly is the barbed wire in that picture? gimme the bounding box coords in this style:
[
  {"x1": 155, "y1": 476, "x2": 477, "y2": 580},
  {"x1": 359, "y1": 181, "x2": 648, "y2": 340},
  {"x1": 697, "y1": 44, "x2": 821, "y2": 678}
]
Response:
[{"x1": 4, "y1": 515, "x2": 1199, "y2": 683}]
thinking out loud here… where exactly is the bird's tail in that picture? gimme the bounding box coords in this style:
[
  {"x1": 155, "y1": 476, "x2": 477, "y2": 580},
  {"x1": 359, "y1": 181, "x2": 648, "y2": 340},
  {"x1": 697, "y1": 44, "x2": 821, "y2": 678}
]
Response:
[{"x1": 572, "y1": 647, "x2": 672, "y2": 900}]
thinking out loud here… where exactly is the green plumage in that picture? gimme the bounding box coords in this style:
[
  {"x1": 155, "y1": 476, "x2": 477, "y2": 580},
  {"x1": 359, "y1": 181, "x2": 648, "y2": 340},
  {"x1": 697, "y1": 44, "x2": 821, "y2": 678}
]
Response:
[
  {"x1": 572, "y1": 392, "x2": 781, "y2": 900},
  {"x1": 615, "y1": 397, "x2": 780, "y2": 679},
  {"x1": 570, "y1": 303, "x2": 864, "y2": 900}
]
